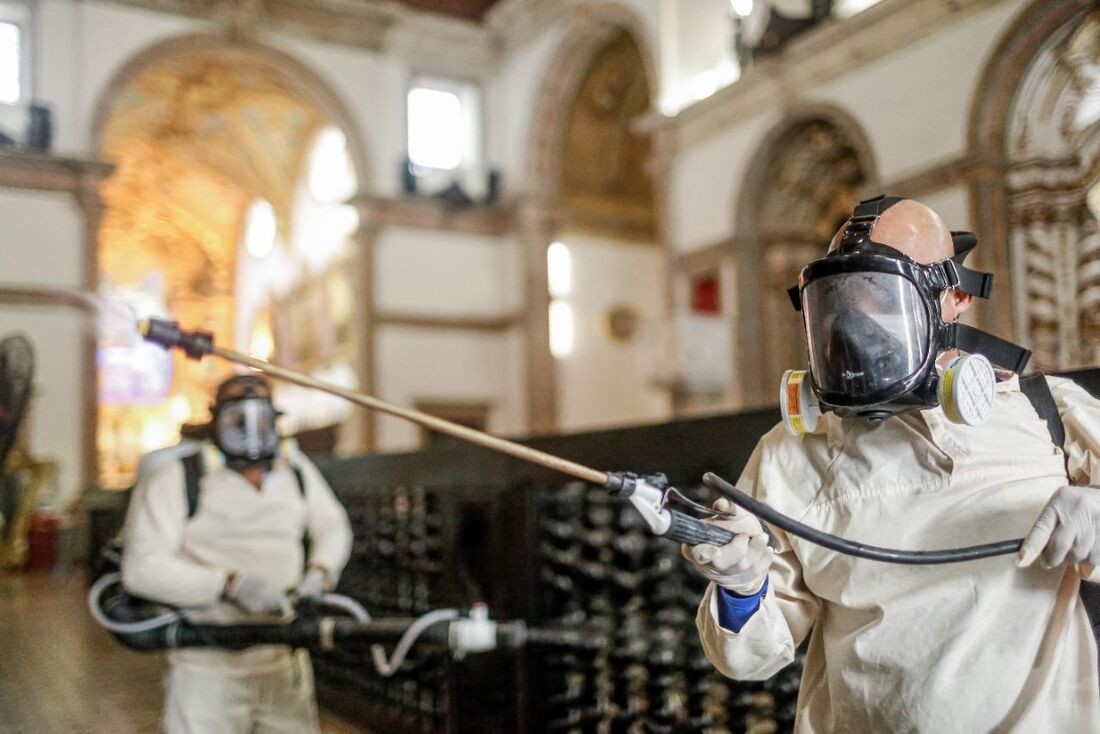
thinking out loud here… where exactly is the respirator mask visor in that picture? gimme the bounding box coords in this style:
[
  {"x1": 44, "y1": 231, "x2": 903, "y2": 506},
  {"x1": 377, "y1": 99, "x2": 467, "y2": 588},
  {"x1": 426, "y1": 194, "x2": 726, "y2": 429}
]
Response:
[
  {"x1": 214, "y1": 397, "x2": 279, "y2": 463},
  {"x1": 801, "y1": 262, "x2": 934, "y2": 408}
]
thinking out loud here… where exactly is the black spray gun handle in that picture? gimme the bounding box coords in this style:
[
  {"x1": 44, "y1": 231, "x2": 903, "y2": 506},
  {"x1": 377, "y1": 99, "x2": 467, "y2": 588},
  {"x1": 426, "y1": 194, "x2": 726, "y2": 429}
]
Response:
[
  {"x1": 139, "y1": 318, "x2": 214, "y2": 360},
  {"x1": 605, "y1": 472, "x2": 735, "y2": 547},
  {"x1": 665, "y1": 509, "x2": 736, "y2": 546}
]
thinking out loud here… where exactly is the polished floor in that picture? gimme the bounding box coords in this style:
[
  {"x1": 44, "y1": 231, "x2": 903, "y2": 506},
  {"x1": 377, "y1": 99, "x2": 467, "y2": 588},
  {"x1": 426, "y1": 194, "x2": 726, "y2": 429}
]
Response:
[{"x1": 0, "y1": 572, "x2": 369, "y2": 734}]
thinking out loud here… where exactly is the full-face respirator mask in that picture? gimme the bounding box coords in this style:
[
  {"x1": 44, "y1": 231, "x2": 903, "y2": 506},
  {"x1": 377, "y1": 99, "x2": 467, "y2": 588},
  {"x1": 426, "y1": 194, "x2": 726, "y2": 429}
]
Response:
[
  {"x1": 781, "y1": 195, "x2": 1031, "y2": 434},
  {"x1": 211, "y1": 375, "x2": 280, "y2": 468}
]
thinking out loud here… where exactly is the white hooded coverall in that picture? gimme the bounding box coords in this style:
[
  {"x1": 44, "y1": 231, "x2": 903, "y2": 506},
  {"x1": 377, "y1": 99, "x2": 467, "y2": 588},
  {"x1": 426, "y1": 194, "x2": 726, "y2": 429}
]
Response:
[
  {"x1": 697, "y1": 376, "x2": 1100, "y2": 732},
  {"x1": 122, "y1": 443, "x2": 353, "y2": 734}
]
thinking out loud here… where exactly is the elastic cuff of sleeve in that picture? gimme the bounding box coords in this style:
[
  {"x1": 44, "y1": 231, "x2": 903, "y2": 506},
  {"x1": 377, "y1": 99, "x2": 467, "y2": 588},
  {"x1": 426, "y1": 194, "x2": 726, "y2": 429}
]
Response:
[{"x1": 716, "y1": 577, "x2": 768, "y2": 633}]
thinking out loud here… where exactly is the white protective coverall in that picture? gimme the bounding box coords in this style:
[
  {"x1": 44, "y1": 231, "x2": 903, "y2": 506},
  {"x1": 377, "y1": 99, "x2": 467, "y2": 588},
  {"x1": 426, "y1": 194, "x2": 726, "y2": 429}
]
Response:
[
  {"x1": 697, "y1": 375, "x2": 1100, "y2": 732},
  {"x1": 123, "y1": 442, "x2": 353, "y2": 734}
]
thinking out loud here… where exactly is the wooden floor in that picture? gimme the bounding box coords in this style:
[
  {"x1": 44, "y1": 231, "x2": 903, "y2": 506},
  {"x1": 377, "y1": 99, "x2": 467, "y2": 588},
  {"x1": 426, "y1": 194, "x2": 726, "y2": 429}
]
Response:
[{"x1": 0, "y1": 572, "x2": 370, "y2": 734}]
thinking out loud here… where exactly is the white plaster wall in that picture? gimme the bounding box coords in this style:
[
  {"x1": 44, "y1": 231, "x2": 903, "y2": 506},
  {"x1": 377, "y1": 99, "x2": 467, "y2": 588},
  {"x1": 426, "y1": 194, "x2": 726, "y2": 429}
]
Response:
[
  {"x1": 656, "y1": 0, "x2": 736, "y2": 113},
  {"x1": 373, "y1": 326, "x2": 522, "y2": 451},
  {"x1": 486, "y1": 20, "x2": 568, "y2": 192},
  {"x1": 554, "y1": 235, "x2": 671, "y2": 431},
  {"x1": 269, "y1": 31, "x2": 404, "y2": 197},
  {"x1": 668, "y1": 110, "x2": 778, "y2": 252},
  {"x1": 0, "y1": 188, "x2": 88, "y2": 506},
  {"x1": 0, "y1": 309, "x2": 87, "y2": 508},
  {"x1": 808, "y1": 0, "x2": 1030, "y2": 182},
  {"x1": 36, "y1": 0, "x2": 201, "y2": 155},
  {"x1": 0, "y1": 189, "x2": 84, "y2": 286},
  {"x1": 916, "y1": 185, "x2": 971, "y2": 232},
  {"x1": 666, "y1": 0, "x2": 1030, "y2": 254},
  {"x1": 374, "y1": 228, "x2": 522, "y2": 316}
]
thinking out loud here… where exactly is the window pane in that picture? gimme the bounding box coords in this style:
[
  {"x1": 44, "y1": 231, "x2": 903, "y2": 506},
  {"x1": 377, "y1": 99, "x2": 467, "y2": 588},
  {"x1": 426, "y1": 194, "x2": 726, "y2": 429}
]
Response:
[
  {"x1": 408, "y1": 86, "x2": 464, "y2": 170},
  {"x1": 0, "y1": 23, "x2": 20, "y2": 105},
  {"x1": 549, "y1": 301, "x2": 575, "y2": 358},
  {"x1": 307, "y1": 127, "x2": 358, "y2": 203},
  {"x1": 547, "y1": 242, "x2": 572, "y2": 298},
  {"x1": 244, "y1": 199, "x2": 277, "y2": 259}
]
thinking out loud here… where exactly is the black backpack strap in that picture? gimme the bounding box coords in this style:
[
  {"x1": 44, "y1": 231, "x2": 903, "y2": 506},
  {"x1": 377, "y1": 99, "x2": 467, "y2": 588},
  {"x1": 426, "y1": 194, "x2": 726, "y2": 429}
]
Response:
[
  {"x1": 951, "y1": 323, "x2": 1032, "y2": 374},
  {"x1": 181, "y1": 452, "x2": 204, "y2": 519},
  {"x1": 292, "y1": 465, "x2": 306, "y2": 497},
  {"x1": 1019, "y1": 374, "x2": 1067, "y2": 451},
  {"x1": 1018, "y1": 376, "x2": 1100, "y2": 646}
]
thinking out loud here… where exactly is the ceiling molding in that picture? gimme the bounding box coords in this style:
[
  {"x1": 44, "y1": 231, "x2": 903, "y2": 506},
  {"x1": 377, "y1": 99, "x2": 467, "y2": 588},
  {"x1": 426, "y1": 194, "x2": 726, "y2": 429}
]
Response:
[
  {"x1": 375, "y1": 310, "x2": 522, "y2": 332},
  {"x1": 96, "y1": 0, "x2": 500, "y2": 75},
  {"x1": 0, "y1": 150, "x2": 113, "y2": 194},
  {"x1": 484, "y1": 0, "x2": 571, "y2": 52},
  {"x1": 354, "y1": 194, "x2": 516, "y2": 236}
]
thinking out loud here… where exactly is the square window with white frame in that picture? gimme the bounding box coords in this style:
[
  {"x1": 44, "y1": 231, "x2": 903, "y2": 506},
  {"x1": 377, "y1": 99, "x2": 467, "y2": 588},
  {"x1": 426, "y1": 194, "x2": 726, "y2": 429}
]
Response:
[
  {"x1": 406, "y1": 75, "x2": 482, "y2": 177},
  {"x1": 0, "y1": 21, "x2": 22, "y2": 105}
]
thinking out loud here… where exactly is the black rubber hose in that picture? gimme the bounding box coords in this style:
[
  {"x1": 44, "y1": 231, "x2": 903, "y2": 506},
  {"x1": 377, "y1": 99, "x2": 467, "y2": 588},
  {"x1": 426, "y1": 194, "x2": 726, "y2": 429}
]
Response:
[{"x1": 701, "y1": 472, "x2": 1023, "y2": 565}]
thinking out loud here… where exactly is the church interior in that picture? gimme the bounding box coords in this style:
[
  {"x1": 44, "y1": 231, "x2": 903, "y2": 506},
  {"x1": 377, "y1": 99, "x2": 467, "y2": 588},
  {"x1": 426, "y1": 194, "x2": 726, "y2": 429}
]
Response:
[{"x1": 2, "y1": 0, "x2": 1100, "y2": 731}]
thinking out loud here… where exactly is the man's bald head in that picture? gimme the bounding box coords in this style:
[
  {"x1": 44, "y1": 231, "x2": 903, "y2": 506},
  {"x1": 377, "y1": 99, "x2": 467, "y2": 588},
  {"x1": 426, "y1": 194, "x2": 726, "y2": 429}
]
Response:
[
  {"x1": 829, "y1": 199, "x2": 954, "y2": 264},
  {"x1": 827, "y1": 197, "x2": 972, "y2": 321}
]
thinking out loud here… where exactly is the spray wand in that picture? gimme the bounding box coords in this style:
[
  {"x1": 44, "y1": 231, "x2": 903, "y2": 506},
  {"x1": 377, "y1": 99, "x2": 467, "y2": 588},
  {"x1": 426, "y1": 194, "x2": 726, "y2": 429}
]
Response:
[{"x1": 138, "y1": 318, "x2": 734, "y2": 547}]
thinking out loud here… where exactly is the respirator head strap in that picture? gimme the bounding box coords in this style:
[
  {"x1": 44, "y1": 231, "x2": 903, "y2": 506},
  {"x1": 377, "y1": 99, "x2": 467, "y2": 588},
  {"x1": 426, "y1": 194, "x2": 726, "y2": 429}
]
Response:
[{"x1": 949, "y1": 322, "x2": 1031, "y2": 374}]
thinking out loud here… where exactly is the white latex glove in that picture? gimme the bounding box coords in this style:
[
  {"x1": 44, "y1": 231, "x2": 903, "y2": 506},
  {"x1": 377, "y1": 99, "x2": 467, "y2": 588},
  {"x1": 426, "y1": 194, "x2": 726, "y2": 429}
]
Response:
[
  {"x1": 1019, "y1": 485, "x2": 1100, "y2": 569},
  {"x1": 294, "y1": 567, "x2": 329, "y2": 600},
  {"x1": 225, "y1": 574, "x2": 292, "y2": 615},
  {"x1": 681, "y1": 497, "x2": 774, "y2": 595}
]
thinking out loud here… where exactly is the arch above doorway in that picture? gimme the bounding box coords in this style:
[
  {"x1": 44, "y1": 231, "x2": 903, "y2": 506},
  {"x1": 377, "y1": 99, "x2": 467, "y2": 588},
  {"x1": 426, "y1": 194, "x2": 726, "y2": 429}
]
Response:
[
  {"x1": 527, "y1": 2, "x2": 658, "y2": 198},
  {"x1": 731, "y1": 104, "x2": 878, "y2": 405},
  {"x1": 91, "y1": 33, "x2": 372, "y2": 485},
  {"x1": 91, "y1": 33, "x2": 370, "y2": 190}
]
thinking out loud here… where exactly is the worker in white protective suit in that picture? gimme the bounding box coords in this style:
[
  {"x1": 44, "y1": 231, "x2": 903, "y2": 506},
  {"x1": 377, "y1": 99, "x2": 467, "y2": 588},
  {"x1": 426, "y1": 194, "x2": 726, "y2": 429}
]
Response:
[
  {"x1": 123, "y1": 374, "x2": 353, "y2": 734},
  {"x1": 685, "y1": 195, "x2": 1100, "y2": 732}
]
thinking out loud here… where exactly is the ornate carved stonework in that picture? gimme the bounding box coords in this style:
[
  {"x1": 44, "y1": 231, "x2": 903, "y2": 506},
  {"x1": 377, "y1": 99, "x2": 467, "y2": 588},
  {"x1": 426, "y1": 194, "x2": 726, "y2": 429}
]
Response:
[{"x1": 1003, "y1": 11, "x2": 1100, "y2": 370}]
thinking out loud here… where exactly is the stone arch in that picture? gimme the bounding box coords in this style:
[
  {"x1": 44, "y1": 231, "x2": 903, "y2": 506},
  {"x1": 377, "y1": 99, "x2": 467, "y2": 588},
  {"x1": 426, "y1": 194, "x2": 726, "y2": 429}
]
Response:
[
  {"x1": 969, "y1": 0, "x2": 1100, "y2": 369},
  {"x1": 91, "y1": 33, "x2": 374, "y2": 481},
  {"x1": 732, "y1": 104, "x2": 879, "y2": 404},
  {"x1": 527, "y1": 2, "x2": 659, "y2": 196},
  {"x1": 90, "y1": 32, "x2": 370, "y2": 191}
]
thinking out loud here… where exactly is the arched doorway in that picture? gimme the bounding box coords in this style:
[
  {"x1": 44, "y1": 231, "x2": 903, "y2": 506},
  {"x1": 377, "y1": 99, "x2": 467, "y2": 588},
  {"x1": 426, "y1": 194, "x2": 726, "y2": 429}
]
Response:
[
  {"x1": 525, "y1": 7, "x2": 666, "y2": 432},
  {"x1": 733, "y1": 109, "x2": 877, "y2": 405},
  {"x1": 93, "y1": 36, "x2": 367, "y2": 488},
  {"x1": 970, "y1": 1, "x2": 1100, "y2": 371}
]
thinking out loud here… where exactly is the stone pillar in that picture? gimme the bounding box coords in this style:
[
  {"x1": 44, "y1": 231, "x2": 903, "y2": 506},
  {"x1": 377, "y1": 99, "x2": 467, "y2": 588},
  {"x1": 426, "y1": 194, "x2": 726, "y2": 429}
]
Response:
[
  {"x1": 517, "y1": 195, "x2": 558, "y2": 434},
  {"x1": 75, "y1": 168, "x2": 110, "y2": 496},
  {"x1": 348, "y1": 195, "x2": 379, "y2": 452}
]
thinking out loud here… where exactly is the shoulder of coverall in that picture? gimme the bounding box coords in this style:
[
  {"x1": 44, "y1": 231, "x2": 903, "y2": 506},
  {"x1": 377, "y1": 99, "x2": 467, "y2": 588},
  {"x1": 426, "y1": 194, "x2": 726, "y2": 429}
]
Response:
[
  {"x1": 739, "y1": 421, "x2": 832, "y2": 514},
  {"x1": 131, "y1": 457, "x2": 189, "y2": 515},
  {"x1": 1046, "y1": 375, "x2": 1100, "y2": 485}
]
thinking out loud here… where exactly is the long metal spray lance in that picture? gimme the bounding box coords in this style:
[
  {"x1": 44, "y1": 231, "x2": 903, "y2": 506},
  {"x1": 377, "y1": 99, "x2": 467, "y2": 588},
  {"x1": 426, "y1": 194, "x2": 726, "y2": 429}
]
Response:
[{"x1": 138, "y1": 318, "x2": 734, "y2": 547}]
